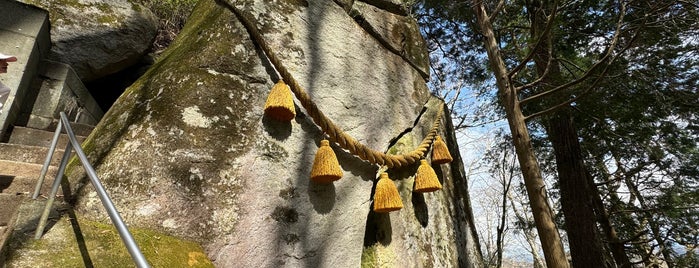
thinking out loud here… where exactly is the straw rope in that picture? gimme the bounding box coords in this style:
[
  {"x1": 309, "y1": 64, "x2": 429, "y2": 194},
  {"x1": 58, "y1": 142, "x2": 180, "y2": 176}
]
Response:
[{"x1": 225, "y1": 3, "x2": 444, "y2": 168}]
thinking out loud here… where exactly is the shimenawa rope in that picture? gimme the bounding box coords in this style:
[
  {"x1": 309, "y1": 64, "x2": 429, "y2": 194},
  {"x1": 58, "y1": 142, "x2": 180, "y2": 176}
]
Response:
[{"x1": 224, "y1": 2, "x2": 444, "y2": 168}]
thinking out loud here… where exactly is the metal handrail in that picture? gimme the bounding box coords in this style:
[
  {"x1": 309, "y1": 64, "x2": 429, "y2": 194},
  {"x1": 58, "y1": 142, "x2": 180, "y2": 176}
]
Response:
[{"x1": 33, "y1": 112, "x2": 150, "y2": 268}]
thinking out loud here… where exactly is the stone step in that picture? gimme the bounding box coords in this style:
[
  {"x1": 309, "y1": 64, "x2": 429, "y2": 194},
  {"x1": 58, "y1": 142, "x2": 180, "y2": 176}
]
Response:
[
  {"x1": 0, "y1": 160, "x2": 57, "y2": 182},
  {"x1": 0, "y1": 175, "x2": 57, "y2": 197},
  {"x1": 0, "y1": 193, "x2": 24, "y2": 260},
  {"x1": 0, "y1": 194, "x2": 23, "y2": 227},
  {"x1": 0, "y1": 197, "x2": 62, "y2": 264},
  {"x1": 0, "y1": 160, "x2": 59, "y2": 197},
  {"x1": 8, "y1": 126, "x2": 87, "y2": 149},
  {"x1": 0, "y1": 143, "x2": 66, "y2": 166},
  {"x1": 45, "y1": 120, "x2": 95, "y2": 137}
]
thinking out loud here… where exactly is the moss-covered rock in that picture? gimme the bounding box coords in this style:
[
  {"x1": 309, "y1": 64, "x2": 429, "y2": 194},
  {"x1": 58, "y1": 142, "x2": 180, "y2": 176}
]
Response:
[
  {"x1": 16, "y1": 0, "x2": 485, "y2": 267},
  {"x1": 5, "y1": 214, "x2": 212, "y2": 267},
  {"x1": 362, "y1": 243, "x2": 398, "y2": 268}
]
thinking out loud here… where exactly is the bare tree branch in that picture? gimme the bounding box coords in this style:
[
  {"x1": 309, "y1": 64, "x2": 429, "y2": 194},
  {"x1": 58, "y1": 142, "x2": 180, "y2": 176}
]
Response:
[
  {"x1": 623, "y1": 231, "x2": 653, "y2": 244},
  {"x1": 612, "y1": 206, "x2": 699, "y2": 214},
  {"x1": 678, "y1": 0, "x2": 699, "y2": 9}
]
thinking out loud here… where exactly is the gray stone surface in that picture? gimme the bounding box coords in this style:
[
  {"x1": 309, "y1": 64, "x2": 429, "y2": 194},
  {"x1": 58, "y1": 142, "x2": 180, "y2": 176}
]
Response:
[
  {"x1": 19, "y1": 0, "x2": 158, "y2": 81},
  {"x1": 0, "y1": 0, "x2": 51, "y2": 140},
  {"x1": 73, "y1": 1, "x2": 426, "y2": 267},
  {"x1": 358, "y1": 0, "x2": 409, "y2": 15},
  {"x1": 3, "y1": 0, "x2": 482, "y2": 267},
  {"x1": 333, "y1": 0, "x2": 354, "y2": 11},
  {"x1": 351, "y1": 1, "x2": 430, "y2": 79}
]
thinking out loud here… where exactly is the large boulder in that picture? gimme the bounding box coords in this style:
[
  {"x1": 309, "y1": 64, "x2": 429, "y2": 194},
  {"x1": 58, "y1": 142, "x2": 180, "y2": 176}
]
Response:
[
  {"x1": 6, "y1": 0, "x2": 483, "y2": 267},
  {"x1": 20, "y1": 0, "x2": 158, "y2": 81}
]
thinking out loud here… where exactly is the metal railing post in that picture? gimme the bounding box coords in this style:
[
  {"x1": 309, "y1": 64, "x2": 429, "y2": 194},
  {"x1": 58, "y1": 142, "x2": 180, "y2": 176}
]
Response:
[
  {"x1": 33, "y1": 119, "x2": 63, "y2": 199},
  {"x1": 34, "y1": 141, "x2": 72, "y2": 239},
  {"x1": 33, "y1": 112, "x2": 150, "y2": 268},
  {"x1": 59, "y1": 112, "x2": 150, "y2": 268}
]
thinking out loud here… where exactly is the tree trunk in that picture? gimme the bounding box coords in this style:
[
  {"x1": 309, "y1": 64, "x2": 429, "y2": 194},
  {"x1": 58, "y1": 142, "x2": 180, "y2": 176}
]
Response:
[
  {"x1": 602, "y1": 160, "x2": 656, "y2": 267},
  {"x1": 623, "y1": 176, "x2": 675, "y2": 267},
  {"x1": 588, "y1": 159, "x2": 632, "y2": 267},
  {"x1": 524, "y1": 231, "x2": 546, "y2": 268},
  {"x1": 472, "y1": 2, "x2": 569, "y2": 268},
  {"x1": 546, "y1": 112, "x2": 612, "y2": 267},
  {"x1": 526, "y1": 0, "x2": 613, "y2": 265},
  {"x1": 509, "y1": 195, "x2": 546, "y2": 268},
  {"x1": 496, "y1": 155, "x2": 514, "y2": 268}
]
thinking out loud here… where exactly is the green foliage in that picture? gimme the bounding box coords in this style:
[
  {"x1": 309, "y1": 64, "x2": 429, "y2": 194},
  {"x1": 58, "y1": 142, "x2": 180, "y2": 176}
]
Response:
[
  {"x1": 409, "y1": 1, "x2": 499, "y2": 131},
  {"x1": 414, "y1": 0, "x2": 698, "y2": 266},
  {"x1": 571, "y1": 2, "x2": 699, "y2": 262}
]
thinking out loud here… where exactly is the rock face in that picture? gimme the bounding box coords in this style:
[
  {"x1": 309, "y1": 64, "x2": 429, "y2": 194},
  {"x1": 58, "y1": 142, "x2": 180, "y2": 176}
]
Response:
[
  {"x1": 47, "y1": 0, "x2": 483, "y2": 267},
  {"x1": 20, "y1": 0, "x2": 158, "y2": 81}
]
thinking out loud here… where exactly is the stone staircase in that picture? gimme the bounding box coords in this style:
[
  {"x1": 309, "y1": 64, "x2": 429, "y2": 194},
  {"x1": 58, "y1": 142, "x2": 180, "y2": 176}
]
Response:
[
  {"x1": 0, "y1": 1, "x2": 103, "y2": 261},
  {"x1": 0, "y1": 1, "x2": 105, "y2": 264},
  {"x1": 0, "y1": 123, "x2": 93, "y2": 264}
]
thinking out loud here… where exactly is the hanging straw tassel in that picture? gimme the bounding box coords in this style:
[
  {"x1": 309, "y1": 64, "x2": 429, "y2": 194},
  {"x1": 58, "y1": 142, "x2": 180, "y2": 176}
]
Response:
[
  {"x1": 414, "y1": 159, "x2": 442, "y2": 193},
  {"x1": 373, "y1": 172, "x2": 403, "y2": 213},
  {"x1": 431, "y1": 135, "x2": 453, "y2": 164},
  {"x1": 310, "y1": 139, "x2": 343, "y2": 183},
  {"x1": 264, "y1": 80, "x2": 296, "y2": 121}
]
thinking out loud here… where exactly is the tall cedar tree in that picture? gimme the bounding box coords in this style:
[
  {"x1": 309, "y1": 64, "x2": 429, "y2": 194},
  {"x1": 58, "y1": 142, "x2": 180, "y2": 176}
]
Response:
[{"x1": 414, "y1": 0, "x2": 698, "y2": 266}]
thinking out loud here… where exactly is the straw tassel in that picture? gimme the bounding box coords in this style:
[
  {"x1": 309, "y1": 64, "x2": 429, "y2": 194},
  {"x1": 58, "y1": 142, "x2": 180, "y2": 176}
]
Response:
[
  {"x1": 310, "y1": 140, "x2": 343, "y2": 183},
  {"x1": 414, "y1": 160, "x2": 442, "y2": 193},
  {"x1": 373, "y1": 172, "x2": 403, "y2": 213},
  {"x1": 431, "y1": 135, "x2": 453, "y2": 164},
  {"x1": 264, "y1": 80, "x2": 296, "y2": 121}
]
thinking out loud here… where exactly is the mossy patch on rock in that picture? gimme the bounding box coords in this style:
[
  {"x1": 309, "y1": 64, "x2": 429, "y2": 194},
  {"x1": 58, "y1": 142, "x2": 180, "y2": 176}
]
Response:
[
  {"x1": 6, "y1": 214, "x2": 213, "y2": 267},
  {"x1": 361, "y1": 244, "x2": 397, "y2": 268}
]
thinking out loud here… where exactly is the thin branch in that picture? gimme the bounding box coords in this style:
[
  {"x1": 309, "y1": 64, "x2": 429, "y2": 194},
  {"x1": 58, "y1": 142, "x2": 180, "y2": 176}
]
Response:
[
  {"x1": 631, "y1": 250, "x2": 655, "y2": 265},
  {"x1": 519, "y1": 0, "x2": 629, "y2": 106},
  {"x1": 523, "y1": 72, "x2": 604, "y2": 120},
  {"x1": 507, "y1": 0, "x2": 559, "y2": 78},
  {"x1": 518, "y1": 58, "x2": 603, "y2": 106},
  {"x1": 524, "y1": 25, "x2": 640, "y2": 120},
  {"x1": 488, "y1": 0, "x2": 507, "y2": 21},
  {"x1": 622, "y1": 230, "x2": 651, "y2": 244},
  {"x1": 455, "y1": 117, "x2": 506, "y2": 130},
  {"x1": 594, "y1": 175, "x2": 623, "y2": 186},
  {"x1": 678, "y1": 0, "x2": 699, "y2": 8},
  {"x1": 558, "y1": 56, "x2": 602, "y2": 74},
  {"x1": 558, "y1": 58, "x2": 582, "y2": 79},
  {"x1": 514, "y1": 51, "x2": 553, "y2": 93},
  {"x1": 453, "y1": 116, "x2": 469, "y2": 130},
  {"x1": 611, "y1": 206, "x2": 699, "y2": 215}
]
